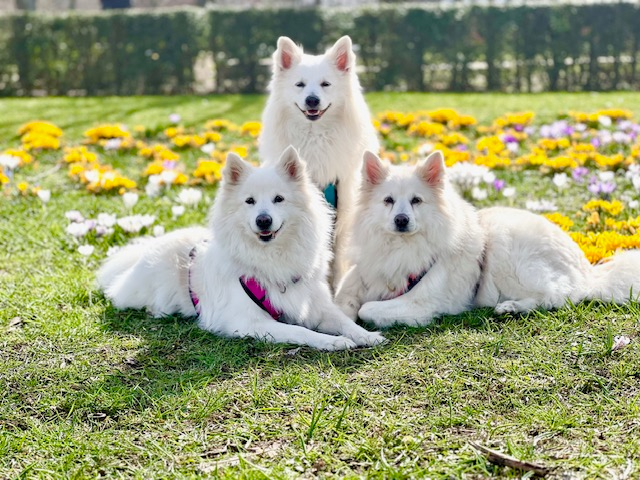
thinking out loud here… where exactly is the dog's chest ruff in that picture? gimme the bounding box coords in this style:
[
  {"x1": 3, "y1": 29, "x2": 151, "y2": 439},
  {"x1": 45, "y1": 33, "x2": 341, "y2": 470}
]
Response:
[{"x1": 188, "y1": 244, "x2": 299, "y2": 321}]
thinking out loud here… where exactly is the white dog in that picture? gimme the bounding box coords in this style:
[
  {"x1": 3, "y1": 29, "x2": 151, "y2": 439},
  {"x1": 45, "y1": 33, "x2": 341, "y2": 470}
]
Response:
[
  {"x1": 336, "y1": 150, "x2": 640, "y2": 327},
  {"x1": 259, "y1": 35, "x2": 379, "y2": 285},
  {"x1": 98, "y1": 147, "x2": 385, "y2": 350}
]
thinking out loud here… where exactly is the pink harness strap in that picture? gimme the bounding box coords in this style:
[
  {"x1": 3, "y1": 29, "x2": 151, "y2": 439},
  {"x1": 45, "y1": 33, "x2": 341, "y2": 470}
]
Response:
[
  {"x1": 188, "y1": 244, "x2": 295, "y2": 322},
  {"x1": 239, "y1": 276, "x2": 283, "y2": 321}
]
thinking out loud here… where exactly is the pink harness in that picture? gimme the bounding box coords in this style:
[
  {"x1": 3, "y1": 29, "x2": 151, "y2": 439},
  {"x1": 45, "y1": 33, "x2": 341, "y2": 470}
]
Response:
[
  {"x1": 239, "y1": 276, "x2": 283, "y2": 320},
  {"x1": 188, "y1": 245, "x2": 296, "y2": 321}
]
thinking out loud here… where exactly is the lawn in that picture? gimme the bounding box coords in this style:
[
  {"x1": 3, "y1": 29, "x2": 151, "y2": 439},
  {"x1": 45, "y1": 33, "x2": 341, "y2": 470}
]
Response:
[{"x1": 1, "y1": 92, "x2": 640, "y2": 479}]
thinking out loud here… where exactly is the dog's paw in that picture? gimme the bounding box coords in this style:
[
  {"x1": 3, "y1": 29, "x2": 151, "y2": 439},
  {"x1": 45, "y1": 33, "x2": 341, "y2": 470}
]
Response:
[
  {"x1": 336, "y1": 301, "x2": 359, "y2": 322},
  {"x1": 495, "y1": 301, "x2": 518, "y2": 315},
  {"x1": 351, "y1": 330, "x2": 388, "y2": 347},
  {"x1": 358, "y1": 302, "x2": 393, "y2": 328},
  {"x1": 320, "y1": 336, "x2": 357, "y2": 351}
]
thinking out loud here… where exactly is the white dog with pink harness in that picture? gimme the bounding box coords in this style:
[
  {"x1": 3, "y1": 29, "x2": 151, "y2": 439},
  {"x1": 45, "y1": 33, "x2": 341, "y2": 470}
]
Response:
[{"x1": 98, "y1": 146, "x2": 385, "y2": 350}]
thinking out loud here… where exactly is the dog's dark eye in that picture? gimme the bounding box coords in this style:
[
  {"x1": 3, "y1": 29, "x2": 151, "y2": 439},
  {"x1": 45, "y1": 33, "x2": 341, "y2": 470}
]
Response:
[
  {"x1": 384, "y1": 196, "x2": 394, "y2": 205},
  {"x1": 321, "y1": 81, "x2": 331, "y2": 87},
  {"x1": 411, "y1": 197, "x2": 422, "y2": 205},
  {"x1": 295, "y1": 81, "x2": 305, "y2": 88},
  {"x1": 245, "y1": 197, "x2": 255, "y2": 205},
  {"x1": 273, "y1": 195, "x2": 284, "y2": 203}
]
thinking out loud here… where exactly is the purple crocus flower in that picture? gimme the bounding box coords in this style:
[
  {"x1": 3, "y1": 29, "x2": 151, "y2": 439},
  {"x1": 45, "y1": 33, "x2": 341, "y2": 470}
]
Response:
[
  {"x1": 493, "y1": 179, "x2": 506, "y2": 191},
  {"x1": 572, "y1": 167, "x2": 589, "y2": 183}
]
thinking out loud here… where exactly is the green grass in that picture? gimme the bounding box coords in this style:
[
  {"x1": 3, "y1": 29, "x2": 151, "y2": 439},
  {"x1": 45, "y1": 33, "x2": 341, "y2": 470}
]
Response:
[{"x1": 2, "y1": 93, "x2": 640, "y2": 478}]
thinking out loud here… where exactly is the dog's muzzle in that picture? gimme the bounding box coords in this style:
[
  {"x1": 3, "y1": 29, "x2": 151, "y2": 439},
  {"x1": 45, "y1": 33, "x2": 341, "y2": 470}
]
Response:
[{"x1": 298, "y1": 101, "x2": 331, "y2": 121}]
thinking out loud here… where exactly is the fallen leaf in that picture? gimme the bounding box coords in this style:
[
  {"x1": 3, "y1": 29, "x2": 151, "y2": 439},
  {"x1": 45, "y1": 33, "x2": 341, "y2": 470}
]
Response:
[{"x1": 612, "y1": 335, "x2": 631, "y2": 352}]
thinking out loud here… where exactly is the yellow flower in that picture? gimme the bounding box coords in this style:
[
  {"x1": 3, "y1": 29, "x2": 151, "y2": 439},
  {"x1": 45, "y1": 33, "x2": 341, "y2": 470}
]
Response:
[
  {"x1": 494, "y1": 112, "x2": 534, "y2": 128},
  {"x1": 543, "y1": 155, "x2": 578, "y2": 171},
  {"x1": 84, "y1": 124, "x2": 131, "y2": 143},
  {"x1": 476, "y1": 136, "x2": 505, "y2": 155},
  {"x1": 230, "y1": 145, "x2": 248, "y2": 158},
  {"x1": 474, "y1": 154, "x2": 511, "y2": 169},
  {"x1": 194, "y1": 159, "x2": 224, "y2": 184},
  {"x1": 582, "y1": 199, "x2": 624, "y2": 216},
  {"x1": 240, "y1": 121, "x2": 262, "y2": 137},
  {"x1": 408, "y1": 121, "x2": 445, "y2": 137},
  {"x1": 1, "y1": 149, "x2": 33, "y2": 166},
  {"x1": 537, "y1": 138, "x2": 570, "y2": 151},
  {"x1": 596, "y1": 109, "x2": 633, "y2": 121},
  {"x1": 204, "y1": 131, "x2": 222, "y2": 143},
  {"x1": 205, "y1": 119, "x2": 235, "y2": 131},
  {"x1": 63, "y1": 146, "x2": 98, "y2": 164},
  {"x1": 438, "y1": 132, "x2": 469, "y2": 146},
  {"x1": 164, "y1": 126, "x2": 185, "y2": 139},
  {"x1": 21, "y1": 131, "x2": 61, "y2": 151},
  {"x1": 543, "y1": 213, "x2": 574, "y2": 231},
  {"x1": 427, "y1": 109, "x2": 459, "y2": 125},
  {"x1": 144, "y1": 162, "x2": 164, "y2": 176},
  {"x1": 18, "y1": 121, "x2": 63, "y2": 138},
  {"x1": 592, "y1": 153, "x2": 624, "y2": 169}
]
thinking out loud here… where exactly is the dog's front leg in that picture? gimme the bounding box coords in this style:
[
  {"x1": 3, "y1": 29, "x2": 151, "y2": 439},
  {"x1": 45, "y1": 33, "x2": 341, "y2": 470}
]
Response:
[
  {"x1": 358, "y1": 262, "x2": 473, "y2": 328},
  {"x1": 236, "y1": 317, "x2": 359, "y2": 351},
  {"x1": 334, "y1": 265, "x2": 365, "y2": 321},
  {"x1": 311, "y1": 284, "x2": 386, "y2": 347}
]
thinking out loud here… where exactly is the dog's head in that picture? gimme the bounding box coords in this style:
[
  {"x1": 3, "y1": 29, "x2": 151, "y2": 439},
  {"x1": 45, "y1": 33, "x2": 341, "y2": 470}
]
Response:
[
  {"x1": 270, "y1": 36, "x2": 356, "y2": 122},
  {"x1": 217, "y1": 146, "x2": 314, "y2": 246},
  {"x1": 359, "y1": 150, "x2": 450, "y2": 238}
]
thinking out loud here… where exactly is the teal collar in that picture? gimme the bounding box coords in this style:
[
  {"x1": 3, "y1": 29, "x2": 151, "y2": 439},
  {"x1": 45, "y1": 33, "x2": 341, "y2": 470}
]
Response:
[{"x1": 323, "y1": 183, "x2": 338, "y2": 209}]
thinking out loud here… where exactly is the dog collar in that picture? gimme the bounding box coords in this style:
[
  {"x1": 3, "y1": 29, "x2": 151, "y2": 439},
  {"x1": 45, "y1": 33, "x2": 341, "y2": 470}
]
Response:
[
  {"x1": 385, "y1": 259, "x2": 435, "y2": 300},
  {"x1": 323, "y1": 182, "x2": 338, "y2": 209}
]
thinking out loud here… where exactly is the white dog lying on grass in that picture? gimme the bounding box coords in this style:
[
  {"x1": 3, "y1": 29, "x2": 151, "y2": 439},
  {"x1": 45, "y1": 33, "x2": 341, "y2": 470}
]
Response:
[
  {"x1": 336, "y1": 150, "x2": 640, "y2": 327},
  {"x1": 98, "y1": 146, "x2": 385, "y2": 350}
]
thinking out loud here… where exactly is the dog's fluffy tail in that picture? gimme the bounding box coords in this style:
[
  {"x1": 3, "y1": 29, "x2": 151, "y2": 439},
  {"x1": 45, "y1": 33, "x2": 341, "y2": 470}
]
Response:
[
  {"x1": 96, "y1": 239, "x2": 151, "y2": 304},
  {"x1": 587, "y1": 249, "x2": 640, "y2": 304}
]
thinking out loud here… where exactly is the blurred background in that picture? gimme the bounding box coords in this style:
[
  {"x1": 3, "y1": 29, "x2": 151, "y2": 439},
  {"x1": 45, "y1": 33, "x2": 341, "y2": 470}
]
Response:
[{"x1": 0, "y1": 0, "x2": 637, "y2": 96}]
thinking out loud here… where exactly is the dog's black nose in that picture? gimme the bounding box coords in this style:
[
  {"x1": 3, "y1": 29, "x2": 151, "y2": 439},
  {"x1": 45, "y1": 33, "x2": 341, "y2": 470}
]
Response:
[
  {"x1": 394, "y1": 214, "x2": 410, "y2": 230},
  {"x1": 305, "y1": 95, "x2": 320, "y2": 109},
  {"x1": 256, "y1": 214, "x2": 273, "y2": 230}
]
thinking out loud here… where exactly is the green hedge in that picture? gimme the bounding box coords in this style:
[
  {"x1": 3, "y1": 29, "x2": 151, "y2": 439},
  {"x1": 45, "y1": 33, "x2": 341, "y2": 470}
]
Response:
[{"x1": 0, "y1": 3, "x2": 638, "y2": 95}]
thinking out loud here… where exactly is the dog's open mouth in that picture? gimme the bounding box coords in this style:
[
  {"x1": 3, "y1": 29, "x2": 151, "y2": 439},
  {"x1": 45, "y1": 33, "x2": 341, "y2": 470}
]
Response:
[
  {"x1": 257, "y1": 227, "x2": 281, "y2": 243},
  {"x1": 299, "y1": 104, "x2": 331, "y2": 121}
]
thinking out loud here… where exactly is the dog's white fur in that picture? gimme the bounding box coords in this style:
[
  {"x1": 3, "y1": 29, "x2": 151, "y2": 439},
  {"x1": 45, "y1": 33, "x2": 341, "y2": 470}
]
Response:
[
  {"x1": 336, "y1": 150, "x2": 640, "y2": 327},
  {"x1": 98, "y1": 147, "x2": 385, "y2": 350},
  {"x1": 259, "y1": 36, "x2": 379, "y2": 285}
]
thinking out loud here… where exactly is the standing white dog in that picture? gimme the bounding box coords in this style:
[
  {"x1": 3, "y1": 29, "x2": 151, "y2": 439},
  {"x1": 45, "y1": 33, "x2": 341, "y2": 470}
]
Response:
[
  {"x1": 259, "y1": 35, "x2": 379, "y2": 285},
  {"x1": 98, "y1": 146, "x2": 385, "y2": 350},
  {"x1": 336, "y1": 150, "x2": 640, "y2": 327}
]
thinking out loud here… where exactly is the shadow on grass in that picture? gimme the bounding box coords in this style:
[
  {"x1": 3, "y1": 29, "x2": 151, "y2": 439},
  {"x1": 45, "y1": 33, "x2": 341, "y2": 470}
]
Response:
[{"x1": 98, "y1": 297, "x2": 503, "y2": 385}]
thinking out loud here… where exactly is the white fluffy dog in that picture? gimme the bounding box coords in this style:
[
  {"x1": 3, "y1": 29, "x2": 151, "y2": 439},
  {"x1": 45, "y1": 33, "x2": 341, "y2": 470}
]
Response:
[
  {"x1": 259, "y1": 35, "x2": 379, "y2": 285},
  {"x1": 98, "y1": 147, "x2": 385, "y2": 350},
  {"x1": 336, "y1": 150, "x2": 640, "y2": 327}
]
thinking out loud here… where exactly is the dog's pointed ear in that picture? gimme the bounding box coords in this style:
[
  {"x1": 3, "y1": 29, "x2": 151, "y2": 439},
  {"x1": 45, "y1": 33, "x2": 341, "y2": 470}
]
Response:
[
  {"x1": 278, "y1": 145, "x2": 305, "y2": 181},
  {"x1": 362, "y1": 150, "x2": 388, "y2": 186},
  {"x1": 223, "y1": 152, "x2": 250, "y2": 186},
  {"x1": 275, "y1": 36, "x2": 302, "y2": 71},
  {"x1": 416, "y1": 150, "x2": 446, "y2": 187},
  {"x1": 329, "y1": 36, "x2": 354, "y2": 73}
]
